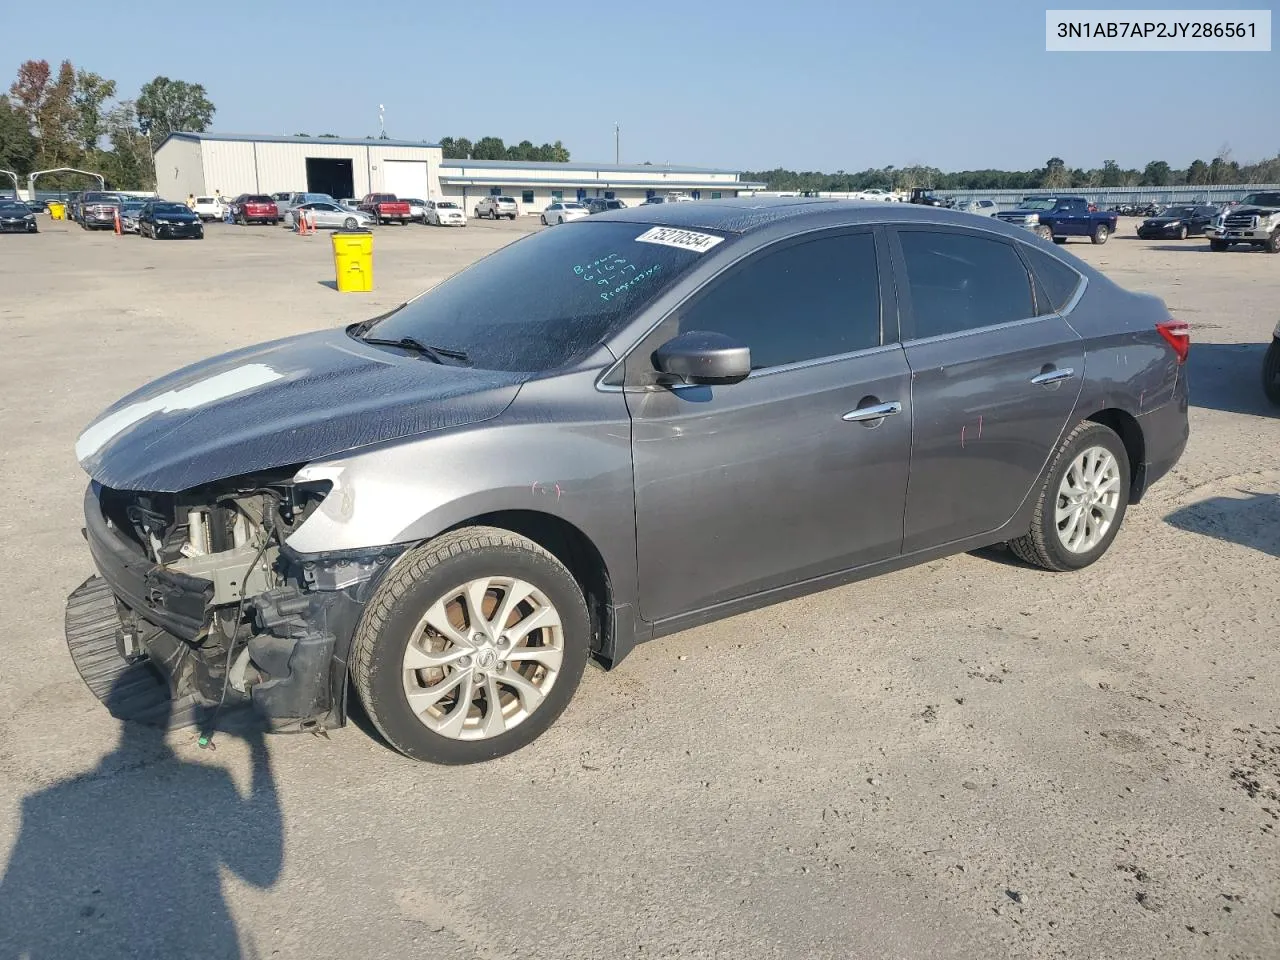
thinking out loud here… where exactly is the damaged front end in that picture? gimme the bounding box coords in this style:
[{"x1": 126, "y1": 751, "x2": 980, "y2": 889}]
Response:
[{"x1": 66, "y1": 471, "x2": 402, "y2": 731}]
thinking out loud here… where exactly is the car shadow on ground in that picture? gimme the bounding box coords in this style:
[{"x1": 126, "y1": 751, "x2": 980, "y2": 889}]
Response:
[
  {"x1": 0, "y1": 674, "x2": 283, "y2": 959},
  {"x1": 1186, "y1": 342, "x2": 1278, "y2": 417},
  {"x1": 1165, "y1": 490, "x2": 1280, "y2": 559}
]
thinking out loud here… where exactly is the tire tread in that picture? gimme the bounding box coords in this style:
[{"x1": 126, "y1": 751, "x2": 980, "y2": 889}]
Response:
[{"x1": 350, "y1": 526, "x2": 578, "y2": 760}]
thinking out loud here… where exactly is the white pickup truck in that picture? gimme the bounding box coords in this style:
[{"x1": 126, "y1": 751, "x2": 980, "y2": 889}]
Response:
[{"x1": 1207, "y1": 190, "x2": 1280, "y2": 253}]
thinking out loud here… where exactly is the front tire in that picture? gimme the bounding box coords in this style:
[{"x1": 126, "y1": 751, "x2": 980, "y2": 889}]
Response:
[
  {"x1": 1035, "y1": 225, "x2": 1053, "y2": 241},
  {"x1": 1263, "y1": 339, "x2": 1280, "y2": 406},
  {"x1": 1210, "y1": 239, "x2": 1229, "y2": 251},
  {"x1": 1008, "y1": 421, "x2": 1130, "y2": 572},
  {"x1": 351, "y1": 527, "x2": 590, "y2": 764},
  {"x1": 1266, "y1": 229, "x2": 1280, "y2": 254},
  {"x1": 1177, "y1": 225, "x2": 1188, "y2": 240},
  {"x1": 1091, "y1": 223, "x2": 1110, "y2": 245},
  {"x1": 540, "y1": 215, "x2": 546, "y2": 225}
]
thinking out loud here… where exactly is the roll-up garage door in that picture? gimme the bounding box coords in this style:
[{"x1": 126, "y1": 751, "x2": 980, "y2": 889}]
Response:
[{"x1": 382, "y1": 160, "x2": 429, "y2": 200}]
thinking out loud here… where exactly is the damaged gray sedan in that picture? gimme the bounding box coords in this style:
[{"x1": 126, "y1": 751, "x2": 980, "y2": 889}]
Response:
[{"x1": 68, "y1": 199, "x2": 1189, "y2": 764}]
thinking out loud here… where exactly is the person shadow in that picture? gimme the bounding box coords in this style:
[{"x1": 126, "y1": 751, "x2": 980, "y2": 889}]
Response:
[{"x1": 0, "y1": 672, "x2": 283, "y2": 959}]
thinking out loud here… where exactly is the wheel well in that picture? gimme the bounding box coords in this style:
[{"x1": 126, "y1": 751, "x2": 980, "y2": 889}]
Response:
[
  {"x1": 456, "y1": 510, "x2": 614, "y2": 663},
  {"x1": 1086, "y1": 408, "x2": 1146, "y2": 501}
]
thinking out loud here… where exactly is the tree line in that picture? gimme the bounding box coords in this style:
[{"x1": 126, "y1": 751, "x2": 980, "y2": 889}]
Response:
[
  {"x1": 438, "y1": 136, "x2": 570, "y2": 163},
  {"x1": 1, "y1": 59, "x2": 215, "y2": 190},
  {"x1": 743, "y1": 153, "x2": 1280, "y2": 194}
]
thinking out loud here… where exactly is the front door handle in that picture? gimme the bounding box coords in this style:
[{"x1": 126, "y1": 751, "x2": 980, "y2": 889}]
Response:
[
  {"x1": 842, "y1": 401, "x2": 902, "y2": 422},
  {"x1": 1031, "y1": 367, "x2": 1075, "y2": 385}
]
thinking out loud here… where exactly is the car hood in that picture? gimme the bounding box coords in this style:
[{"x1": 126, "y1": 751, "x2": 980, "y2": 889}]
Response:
[
  {"x1": 76, "y1": 327, "x2": 526, "y2": 492},
  {"x1": 1143, "y1": 216, "x2": 1187, "y2": 226},
  {"x1": 1233, "y1": 205, "x2": 1280, "y2": 216},
  {"x1": 998, "y1": 208, "x2": 1042, "y2": 217}
]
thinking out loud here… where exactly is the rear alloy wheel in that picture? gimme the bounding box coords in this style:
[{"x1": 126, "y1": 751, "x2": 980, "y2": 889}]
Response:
[
  {"x1": 1009, "y1": 421, "x2": 1130, "y2": 571},
  {"x1": 351, "y1": 526, "x2": 590, "y2": 764},
  {"x1": 1091, "y1": 223, "x2": 1110, "y2": 245},
  {"x1": 1263, "y1": 338, "x2": 1280, "y2": 406}
]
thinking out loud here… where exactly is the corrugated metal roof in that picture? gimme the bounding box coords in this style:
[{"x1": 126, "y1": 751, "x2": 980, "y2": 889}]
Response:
[
  {"x1": 440, "y1": 174, "x2": 766, "y2": 190},
  {"x1": 159, "y1": 132, "x2": 442, "y2": 149},
  {"x1": 440, "y1": 159, "x2": 741, "y2": 175}
]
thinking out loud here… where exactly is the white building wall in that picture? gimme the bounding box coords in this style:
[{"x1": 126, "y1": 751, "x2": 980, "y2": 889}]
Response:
[
  {"x1": 162, "y1": 138, "x2": 444, "y2": 201},
  {"x1": 153, "y1": 137, "x2": 207, "y2": 200},
  {"x1": 440, "y1": 183, "x2": 739, "y2": 216}
]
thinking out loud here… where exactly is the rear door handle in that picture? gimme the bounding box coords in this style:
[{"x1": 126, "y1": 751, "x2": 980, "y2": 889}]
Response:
[
  {"x1": 842, "y1": 401, "x2": 902, "y2": 422},
  {"x1": 1031, "y1": 367, "x2": 1075, "y2": 385}
]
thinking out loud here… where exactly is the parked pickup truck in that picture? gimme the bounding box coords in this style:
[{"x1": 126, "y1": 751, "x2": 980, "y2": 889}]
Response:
[
  {"x1": 996, "y1": 196, "x2": 1117, "y2": 245},
  {"x1": 1206, "y1": 190, "x2": 1280, "y2": 253},
  {"x1": 359, "y1": 193, "x2": 410, "y2": 225}
]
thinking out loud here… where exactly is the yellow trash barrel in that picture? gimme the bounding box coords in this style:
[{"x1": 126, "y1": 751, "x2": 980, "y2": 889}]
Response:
[
  {"x1": 331, "y1": 231, "x2": 373, "y2": 292},
  {"x1": 47, "y1": 201, "x2": 66, "y2": 220}
]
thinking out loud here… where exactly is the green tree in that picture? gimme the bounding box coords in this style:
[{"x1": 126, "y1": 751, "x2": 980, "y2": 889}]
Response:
[
  {"x1": 98, "y1": 100, "x2": 152, "y2": 189},
  {"x1": 1141, "y1": 160, "x2": 1171, "y2": 186},
  {"x1": 506, "y1": 139, "x2": 535, "y2": 161},
  {"x1": 1186, "y1": 159, "x2": 1210, "y2": 184},
  {"x1": 0, "y1": 96, "x2": 37, "y2": 172},
  {"x1": 72, "y1": 69, "x2": 117, "y2": 152},
  {"x1": 1040, "y1": 157, "x2": 1071, "y2": 189},
  {"x1": 1100, "y1": 159, "x2": 1124, "y2": 187},
  {"x1": 470, "y1": 136, "x2": 506, "y2": 160},
  {"x1": 136, "y1": 76, "x2": 214, "y2": 142},
  {"x1": 9, "y1": 59, "x2": 79, "y2": 168}
]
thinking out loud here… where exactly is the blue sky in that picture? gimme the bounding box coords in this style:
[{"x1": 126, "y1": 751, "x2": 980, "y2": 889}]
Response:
[{"x1": 1, "y1": 0, "x2": 1273, "y2": 171}]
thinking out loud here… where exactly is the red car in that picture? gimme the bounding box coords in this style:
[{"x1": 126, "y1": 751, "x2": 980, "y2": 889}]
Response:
[
  {"x1": 358, "y1": 193, "x2": 411, "y2": 225},
  {"x1": 231, "y1": 194, "x2": 279, "y2": 225}
]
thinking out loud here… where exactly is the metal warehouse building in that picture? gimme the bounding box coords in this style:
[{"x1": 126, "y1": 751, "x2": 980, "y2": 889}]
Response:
[{"x1": 154, "y1": 132, "x2": 764, "y2": 213}]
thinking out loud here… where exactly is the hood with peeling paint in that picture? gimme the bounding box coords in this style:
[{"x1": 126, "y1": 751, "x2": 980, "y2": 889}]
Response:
[{"x1": 77, "y1": 328, "x2": 525, "y2": 492}]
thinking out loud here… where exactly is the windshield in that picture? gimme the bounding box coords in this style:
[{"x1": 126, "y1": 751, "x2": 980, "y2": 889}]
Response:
[
  {"x1": 1020, "y1": 198, "x2": 1058, "y2": 210},
  {"x1": 153, "y1": 203, "x2": 190, "y2": 215},
  {"x1": 195, "y1": 197, "x2": 214, "y2": 203},
  {"x1": 564, "y1": 203, "x2": 586, "y2": 210},
  {"x1": 403, "y1": 198, "x2": 423, "y2": 205},
  {"x1": 0, "y1": 202, "x2": 26, "y2": 213},
  {"x1": 356, "y1": 222, "x2": 725, "y2": 372},
  {"x1": 436, "y1": 202, "x2": 459, "y2": 209},
  {"x1": 246, "y1": 195, "x2": 272, "y2": 203},
  {"x1": 1160, "y1": 207, "x2": 1194, "y2": 219},
  {"x1": 1241, "y1": 192, "x2": 1280, "y2": 207}
]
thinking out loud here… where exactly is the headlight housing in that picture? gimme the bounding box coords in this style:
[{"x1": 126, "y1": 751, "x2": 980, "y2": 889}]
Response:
[
  {"x1": 1024, "y1": 214, "x2": 1039, "y2": 223},
  {"x1": 1164, "y1": 220, "x2": 1181, "y2": 227}
]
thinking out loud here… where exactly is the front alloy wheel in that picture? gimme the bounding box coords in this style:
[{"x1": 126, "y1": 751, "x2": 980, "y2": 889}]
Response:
[{"x1": 351, "y1": 527, "x2": 589, "y2": 764}]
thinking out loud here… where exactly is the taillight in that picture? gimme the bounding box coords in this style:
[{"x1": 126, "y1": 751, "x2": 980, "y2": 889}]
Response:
[{"x1": 1157, "y1": 319, "x2": 1190, "y2": 363}]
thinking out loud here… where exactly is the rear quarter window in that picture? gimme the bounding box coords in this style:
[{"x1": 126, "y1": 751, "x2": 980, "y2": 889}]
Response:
[{"x1": 1020, "y1": 245, "x2": 1084, "y2": 315}]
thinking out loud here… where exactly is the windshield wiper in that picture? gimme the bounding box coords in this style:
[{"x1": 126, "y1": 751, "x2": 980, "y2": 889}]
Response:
[{"x1": 359, "y1": 335, "x2": 471, "y2": 366}]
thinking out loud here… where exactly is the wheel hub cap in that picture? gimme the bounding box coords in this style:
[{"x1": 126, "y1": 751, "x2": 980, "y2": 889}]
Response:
[
  {"x1": 400, "y1": 576, "x2": 565, "y2": 741},
  {"x1": 1054, "y1": 445, "x2": 1121, "y2": 554}
]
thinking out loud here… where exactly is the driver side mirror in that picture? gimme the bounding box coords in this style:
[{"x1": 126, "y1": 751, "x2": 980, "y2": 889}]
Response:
[{"x1": 652, "y1": 331, "x2": 751, "y2": 386}]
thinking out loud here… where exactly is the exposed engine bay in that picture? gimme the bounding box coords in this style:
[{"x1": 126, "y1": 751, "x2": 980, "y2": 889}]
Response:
[{"x1": 70, "y1": 470, "x2": 402, "y2": 732}]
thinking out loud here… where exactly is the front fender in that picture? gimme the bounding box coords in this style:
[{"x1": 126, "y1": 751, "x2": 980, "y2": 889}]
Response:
[{"x1": 284, "y1": 385, "x2": 639, "y2": 607}]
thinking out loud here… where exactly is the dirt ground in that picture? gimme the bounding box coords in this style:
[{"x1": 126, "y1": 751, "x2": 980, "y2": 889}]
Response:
[{"x1": 0, "y1": 213, "x2": 1277, "y2": 960}]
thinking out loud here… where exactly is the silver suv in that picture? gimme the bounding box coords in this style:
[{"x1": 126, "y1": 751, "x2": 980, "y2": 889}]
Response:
[{"x1": 475, "y1": 196, "x2": 519, "y2": 220}]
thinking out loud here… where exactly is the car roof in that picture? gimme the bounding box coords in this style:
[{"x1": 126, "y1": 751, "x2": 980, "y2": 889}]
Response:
[{"x1": 591, "y1": 196, "x2": 1052, "y2": 238}]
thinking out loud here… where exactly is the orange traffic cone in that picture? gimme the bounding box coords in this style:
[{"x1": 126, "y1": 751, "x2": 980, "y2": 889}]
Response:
[{"x1": 113, "y1": 208, "x2": 122, "y2": 235}]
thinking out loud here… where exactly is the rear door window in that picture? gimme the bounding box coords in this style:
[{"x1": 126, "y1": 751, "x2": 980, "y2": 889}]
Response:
[
  {"x1": 675, "y1": 231, "x2": 882, "y2": 369},
  {"x1": 895, "y1": 229, "x2": 1035, "y2": 339}
]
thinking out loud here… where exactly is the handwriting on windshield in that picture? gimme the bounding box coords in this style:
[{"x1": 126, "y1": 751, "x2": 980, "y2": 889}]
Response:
[{"x1": 573, "y1": 253, "x2": 662, "y2": 302}]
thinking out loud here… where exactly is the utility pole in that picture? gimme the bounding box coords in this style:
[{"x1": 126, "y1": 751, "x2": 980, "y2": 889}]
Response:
[{"x1": 614, "y1": 122, "x2": 619, "y2": 164}]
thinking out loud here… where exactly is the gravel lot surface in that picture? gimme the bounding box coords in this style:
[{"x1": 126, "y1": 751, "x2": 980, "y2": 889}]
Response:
[{"x1": 0, "y1": 214, "x2": 1277, "y2": 959}]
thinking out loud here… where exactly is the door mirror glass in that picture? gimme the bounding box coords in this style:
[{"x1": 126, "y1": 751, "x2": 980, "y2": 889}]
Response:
[{"x1": 652, "y1": 331, "x2": 751, "y2": 385}]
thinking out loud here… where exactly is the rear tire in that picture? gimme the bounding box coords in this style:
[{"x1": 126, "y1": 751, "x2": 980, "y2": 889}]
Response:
[
  {"x1": 1091, "y1": 223, "x2": 1110, "y2": 245},
  {"x1": 351, "y1": 527, "x2": 590, "y2": 764},
  {"x1": 1263, "y1": 339, "x2": 1280, "y2": 406},
  {"x1": 1008, "y1": 421, "x2": 1130, "y2": 572}
]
